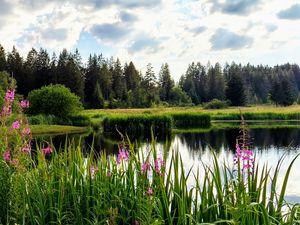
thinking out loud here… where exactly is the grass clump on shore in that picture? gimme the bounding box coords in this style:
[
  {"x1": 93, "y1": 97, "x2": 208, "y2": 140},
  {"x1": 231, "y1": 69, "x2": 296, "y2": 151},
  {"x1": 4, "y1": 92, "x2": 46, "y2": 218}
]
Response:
[
  {"x1": 102, "y1": 114, "x2": 172, "y2": 139},
  {"x1": 168, "y1": 112, "x2": 211, "y2": 128}
]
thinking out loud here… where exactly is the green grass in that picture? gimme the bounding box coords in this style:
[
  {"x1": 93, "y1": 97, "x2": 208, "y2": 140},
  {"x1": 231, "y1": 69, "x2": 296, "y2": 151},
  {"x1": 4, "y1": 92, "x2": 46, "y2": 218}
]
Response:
[
  {"x1": 1, "y1": 139, "x2": 300, "y2": 224},
  {"x1": 102, "y1": 114, "x2": 172, "y2": 140},
  {"x1": 31, "y1": 125, "x2": 90, "y2": 135}
]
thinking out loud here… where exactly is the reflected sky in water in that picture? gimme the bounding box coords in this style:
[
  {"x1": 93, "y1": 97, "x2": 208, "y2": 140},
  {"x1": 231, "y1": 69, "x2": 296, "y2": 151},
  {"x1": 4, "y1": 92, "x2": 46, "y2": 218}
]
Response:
[{"x1": 34, "y1": 125, "x2": 300, "y2": 201}]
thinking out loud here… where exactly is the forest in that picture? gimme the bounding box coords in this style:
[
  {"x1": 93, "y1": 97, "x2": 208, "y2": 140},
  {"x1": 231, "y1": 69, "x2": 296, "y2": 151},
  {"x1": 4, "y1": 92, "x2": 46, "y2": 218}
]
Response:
[{"x1": 1, "y1": 44, "x2": 299, "y2": 108}]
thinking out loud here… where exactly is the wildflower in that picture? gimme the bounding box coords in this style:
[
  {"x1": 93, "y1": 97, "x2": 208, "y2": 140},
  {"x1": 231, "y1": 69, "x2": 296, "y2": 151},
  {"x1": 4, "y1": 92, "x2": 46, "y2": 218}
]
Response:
[
  {"x1": 141, "y1": 162, "x2": 151, "y2": 174},
  {"x1": 21, "y1": 145, "x2": 31, "y2": 154},
  {"x1": 11, "y1": 159, "x2": 19, "y2": 166},
  {"x1": 42, "y1": 146, "x2": 52, "y2": 156},
  {"x1": 21, "y1": 127, "x2": 31, "y2": 136},
  {"x1": 134, "y1": 220, "x2": 139, "y2": 225},
  {"x1": 3, "y1": 151, "x2": 11, "y2": 161},
  {"x1": 11, "y1": 120, "x2": 21, "y2": 129},
  {"x1": 20, "y1": 100, "x2": 29, "y2": 109},
  {"x1": 107, "y1": 171, "x2": 112, "y2": 177},
  {"x1": 90, "y1": 165, "x2": 99, "y2": 179},
  {"x1": 5, "y1": 89, "x2": 15, "y2": 103},
  {"x1": 154, "y1": 157, "x2": 165, "y2": 175},
  {"x1": 2, "y1": 105, "x2": 12, "y2": 116},
  {"x1": 146, "y1": 186, "x2": 153, "y2": 196},
  {"x1": 117, "y1": 148, "x2": 129, "y2": 164}
]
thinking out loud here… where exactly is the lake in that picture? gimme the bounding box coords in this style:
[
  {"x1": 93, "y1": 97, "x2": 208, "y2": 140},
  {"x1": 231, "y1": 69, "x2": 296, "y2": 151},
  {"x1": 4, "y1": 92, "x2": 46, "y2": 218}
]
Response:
[{"x1": 34, "y1": 121, "x2": 300, "y2": 203}]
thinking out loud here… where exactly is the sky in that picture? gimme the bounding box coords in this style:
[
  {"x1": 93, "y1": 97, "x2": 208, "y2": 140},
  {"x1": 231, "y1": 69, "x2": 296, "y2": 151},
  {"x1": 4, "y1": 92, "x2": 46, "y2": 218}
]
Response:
[{"x1": 0, "y1": 0, "x2": 300, "y2": 81}]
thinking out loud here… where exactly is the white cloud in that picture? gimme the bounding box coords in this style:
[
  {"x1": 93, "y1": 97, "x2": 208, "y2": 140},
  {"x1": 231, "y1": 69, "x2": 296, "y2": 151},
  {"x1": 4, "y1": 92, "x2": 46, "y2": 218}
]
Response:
[{"x1": 0, "y1": 0, "x2": 299, "y2": 80}]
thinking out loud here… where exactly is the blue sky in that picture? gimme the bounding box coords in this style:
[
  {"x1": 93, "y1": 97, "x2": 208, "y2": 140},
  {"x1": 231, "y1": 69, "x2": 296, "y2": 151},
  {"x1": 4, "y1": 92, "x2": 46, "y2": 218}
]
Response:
[{"x1": 0, "y1": 0, "x2": 300, "y2": 80}]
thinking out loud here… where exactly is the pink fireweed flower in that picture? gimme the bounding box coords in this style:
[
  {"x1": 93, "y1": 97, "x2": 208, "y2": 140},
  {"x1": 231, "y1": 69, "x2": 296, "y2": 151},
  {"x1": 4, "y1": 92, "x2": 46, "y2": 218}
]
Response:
[
  {"x1": 141, "y1": 162, "x2": 151, "y2": 174},
  {"x1": 5, "y1": 89, "x2": 15, "y2": 103},
  {"x1": 146, "y1": 186, "x2": 153, "y2": 196},
  {"x1": 154, "y1": 157, "x2": 165, "y2": 175},
  {"x1": 90, "y1": 165, "x2": 99, "y2": 179},
  {"x1": 2, "y1": 105, "x2": 12, "y2": 116},
  {"x1": 20, "y1": 100, "x2": 29, "y2": 109},
  {"x1": 3, "y1": 151, "x2": 11, "y2": 161},
  {"x1": 21, "y1": 145, "x2": 31, "y2": 154},
  {"x1": 11, "y1": 120, "x2": 21, "y2": 129},
  {"x1": 21, "y1": 127, "x2": 31, "y2": 136},
  {"x1": 117, "y1": 148, "x2": 129, "y2": 164},
  {"x1": 11, "y1": 159, "x2": 19, "y2": 166},
  {"x1": 42, "y1": 146, "x2": 52, "y2": 156},
  {"x1": 233, "y1": 143, "x2": 254, "y2": 172}
]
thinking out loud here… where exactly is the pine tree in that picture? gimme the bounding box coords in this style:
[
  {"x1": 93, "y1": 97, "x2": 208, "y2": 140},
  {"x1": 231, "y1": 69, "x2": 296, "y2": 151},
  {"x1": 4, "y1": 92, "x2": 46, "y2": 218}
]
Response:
[
  {"x1": 0, "y1": 44, "x2": 6, "y2": 71},
  {"x1": 226, "y1": 73, "x2": 246, "y2": 106},
  {"x1": 159, "y1": 63, "x2": 174, "y2": 102},
  {"x1": 91, "y1": 81, "x2": 104, "y2": 108}
]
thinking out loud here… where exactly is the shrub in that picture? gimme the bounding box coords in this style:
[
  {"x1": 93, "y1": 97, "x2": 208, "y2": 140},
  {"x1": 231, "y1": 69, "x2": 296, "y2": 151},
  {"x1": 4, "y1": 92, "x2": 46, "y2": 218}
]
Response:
[
  {"x1": 203, "y1": 99, "x2": 229, "y2": 109},
  {"x1": 27, "y1": 84, "x2": 83, "y2": 117}
]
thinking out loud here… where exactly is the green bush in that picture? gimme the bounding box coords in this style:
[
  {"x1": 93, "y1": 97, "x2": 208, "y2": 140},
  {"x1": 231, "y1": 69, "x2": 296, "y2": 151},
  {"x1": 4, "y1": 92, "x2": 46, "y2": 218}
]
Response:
[
  {"x1": 27, "y1": 84, "x2": 83, "y2": 117},
  {"x1": 203, "y1": 99, "x2": 229, "y2": 109}
]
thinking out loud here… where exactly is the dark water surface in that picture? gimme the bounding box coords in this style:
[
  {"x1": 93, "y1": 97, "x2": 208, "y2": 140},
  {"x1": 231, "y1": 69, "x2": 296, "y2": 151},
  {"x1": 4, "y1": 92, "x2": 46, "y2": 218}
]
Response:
[{"x1": 34, "y1": 123, "x2": 300, "y2": 201}]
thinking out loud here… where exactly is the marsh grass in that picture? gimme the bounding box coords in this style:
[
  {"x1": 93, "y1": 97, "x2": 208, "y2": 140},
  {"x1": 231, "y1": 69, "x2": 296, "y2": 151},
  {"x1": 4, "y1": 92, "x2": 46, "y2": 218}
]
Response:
[{"x1": 1, "y1": 137, "x2": 300, "y2": 225}]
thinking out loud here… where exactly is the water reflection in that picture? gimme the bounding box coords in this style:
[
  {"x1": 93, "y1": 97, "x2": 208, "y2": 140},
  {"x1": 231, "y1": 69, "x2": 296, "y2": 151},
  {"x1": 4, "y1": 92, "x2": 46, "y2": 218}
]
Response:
[{"x1": 33, "y1": 125, "x2": 300, "y2": 199}]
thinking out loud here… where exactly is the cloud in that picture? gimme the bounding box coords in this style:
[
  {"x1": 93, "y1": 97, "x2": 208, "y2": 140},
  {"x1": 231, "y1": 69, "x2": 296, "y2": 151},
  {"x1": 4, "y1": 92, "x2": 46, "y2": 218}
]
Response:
[
  {"x1": 119, "y1": 11, "x2": 138, "y2": 23},
  {"x1": 210, "y1": 28, "x2": 253, "y2": 50},
  {"x1": 128, "y1": 35, "x2": 161, "y2": 53},
  {"x1": 277, "y1": 4, "x2": 300, "y2": 20},
  {"x1": 90, "y1": 23, "x2": 131, "y2": 42},
  {"x1": 81, "y1": 0, "x2": 161, "y2": 9},
  {"x1": 41, "y1": 28, "x2": 68, "y2": 41},
  {"x1": 189, "y1": 26, "x2": 207, "y2": 36},
  {"x1": 265, "y1": 24, "x2": 278, "y2": 33},
  {"x1": 0, "y1": 0, "x2": 12, "y2": 15},
  {"x1": 211, "y1": 0, "x2": 261, "y2": 15}
]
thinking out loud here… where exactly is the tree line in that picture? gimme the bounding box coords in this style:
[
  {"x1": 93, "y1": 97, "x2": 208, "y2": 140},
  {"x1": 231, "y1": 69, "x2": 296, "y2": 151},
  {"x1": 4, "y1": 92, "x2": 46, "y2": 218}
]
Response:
[{"x1": 0, "y1": 44, "x2": 299, "y2": 108}]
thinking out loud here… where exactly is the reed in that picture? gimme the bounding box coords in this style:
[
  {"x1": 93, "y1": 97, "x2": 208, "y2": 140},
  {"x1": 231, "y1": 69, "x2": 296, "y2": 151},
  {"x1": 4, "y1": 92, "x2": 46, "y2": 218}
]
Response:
[{"x1": 1, "y1": 138, "x2": 299, "y2": 225}]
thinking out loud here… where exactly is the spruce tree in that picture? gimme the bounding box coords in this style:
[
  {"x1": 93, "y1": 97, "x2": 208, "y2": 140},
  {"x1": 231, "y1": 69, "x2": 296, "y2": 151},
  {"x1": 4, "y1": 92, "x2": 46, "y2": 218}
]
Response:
[{"x1": 226, "y1": 73, "x2": 246, "y2": 106}]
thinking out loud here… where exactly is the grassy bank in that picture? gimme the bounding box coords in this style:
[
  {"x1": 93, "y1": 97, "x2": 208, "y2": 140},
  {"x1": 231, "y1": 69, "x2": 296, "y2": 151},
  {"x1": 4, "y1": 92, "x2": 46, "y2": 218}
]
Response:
[
  {"x1": 82, "y1": 105, "x2": 300, "y2": 122},
  {"x1": 31, "y1": 125, "x2": 90, "y2": 135}
]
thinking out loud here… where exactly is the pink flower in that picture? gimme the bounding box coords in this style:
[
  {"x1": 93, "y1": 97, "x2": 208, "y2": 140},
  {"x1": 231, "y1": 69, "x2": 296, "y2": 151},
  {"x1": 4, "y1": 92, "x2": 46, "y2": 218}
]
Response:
[
  {"x1": 3, "y1": 151, "x2": 11, "y2": 161},
  {"x1": 154, "y1": 157, "x2": 165, "y2": 175},
  {"x1": 11, "y1": 159, "x2": 19, "y2": 166},
  {"x1": 5, "y1": 89, "x2": 15, "y2": 103},
  {"x1": 2, "y1": 105, "x2": 12, "y2": 116},
  {"x1": 146, "y1": 186, "x2": 153, "y2": 196},
  {"x1": 117, "y1": 148, "x2": 129, "y2": 164},
  {"x1": 21, "y1": 145, "x2": 31, "y2": 154},
  {"x1": 11, "y1": 120, "x2": 21, "y2": 129},
  {"x1": 107, "y1": 171, "x2": 112, "y2": 177},
  {"x1": 90, "y1": 165, "x2": 99, "y2": 179},
  {"x1": 21, "y1": 127, "x2": 31, "y2": 136},
  {"x1": 134, "y1": 220, "x2": 139, "y2": 225},
  {"x1": 141, "y1": 162, "x2": 151, "y2": 173},
  {"x1": 20, "y1": 100, "x2": 29, "y2": 109},
  {"x1": 42, "y1": 146, "x2": 52, "y2": 156}
]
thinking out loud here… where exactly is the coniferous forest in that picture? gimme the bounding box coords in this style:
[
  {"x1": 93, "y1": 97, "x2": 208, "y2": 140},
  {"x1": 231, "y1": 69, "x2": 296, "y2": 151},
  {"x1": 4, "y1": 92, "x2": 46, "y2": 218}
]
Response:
[{"x1": 1, "y1": 44, "x2": 300, "y2": 108}]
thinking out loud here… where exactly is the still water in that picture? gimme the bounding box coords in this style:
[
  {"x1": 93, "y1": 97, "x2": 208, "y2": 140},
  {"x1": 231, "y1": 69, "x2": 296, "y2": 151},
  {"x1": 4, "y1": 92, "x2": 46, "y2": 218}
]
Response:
[{"x1": 34, "y1": 123, "x2": 300, "y2": 202}]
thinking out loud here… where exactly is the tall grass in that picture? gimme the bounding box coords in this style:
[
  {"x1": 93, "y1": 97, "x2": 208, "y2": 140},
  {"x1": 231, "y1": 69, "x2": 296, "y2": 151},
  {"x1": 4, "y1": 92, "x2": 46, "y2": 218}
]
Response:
[
  {"x1": 102, "y1": 114, "x2": 172, "y2": 140},
  {"x1": 1, "y1": 138, "x2": 299, "y2": 224},
  {"x1": 168, "y1": 112, "x2": 211, "y2": 128}
]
